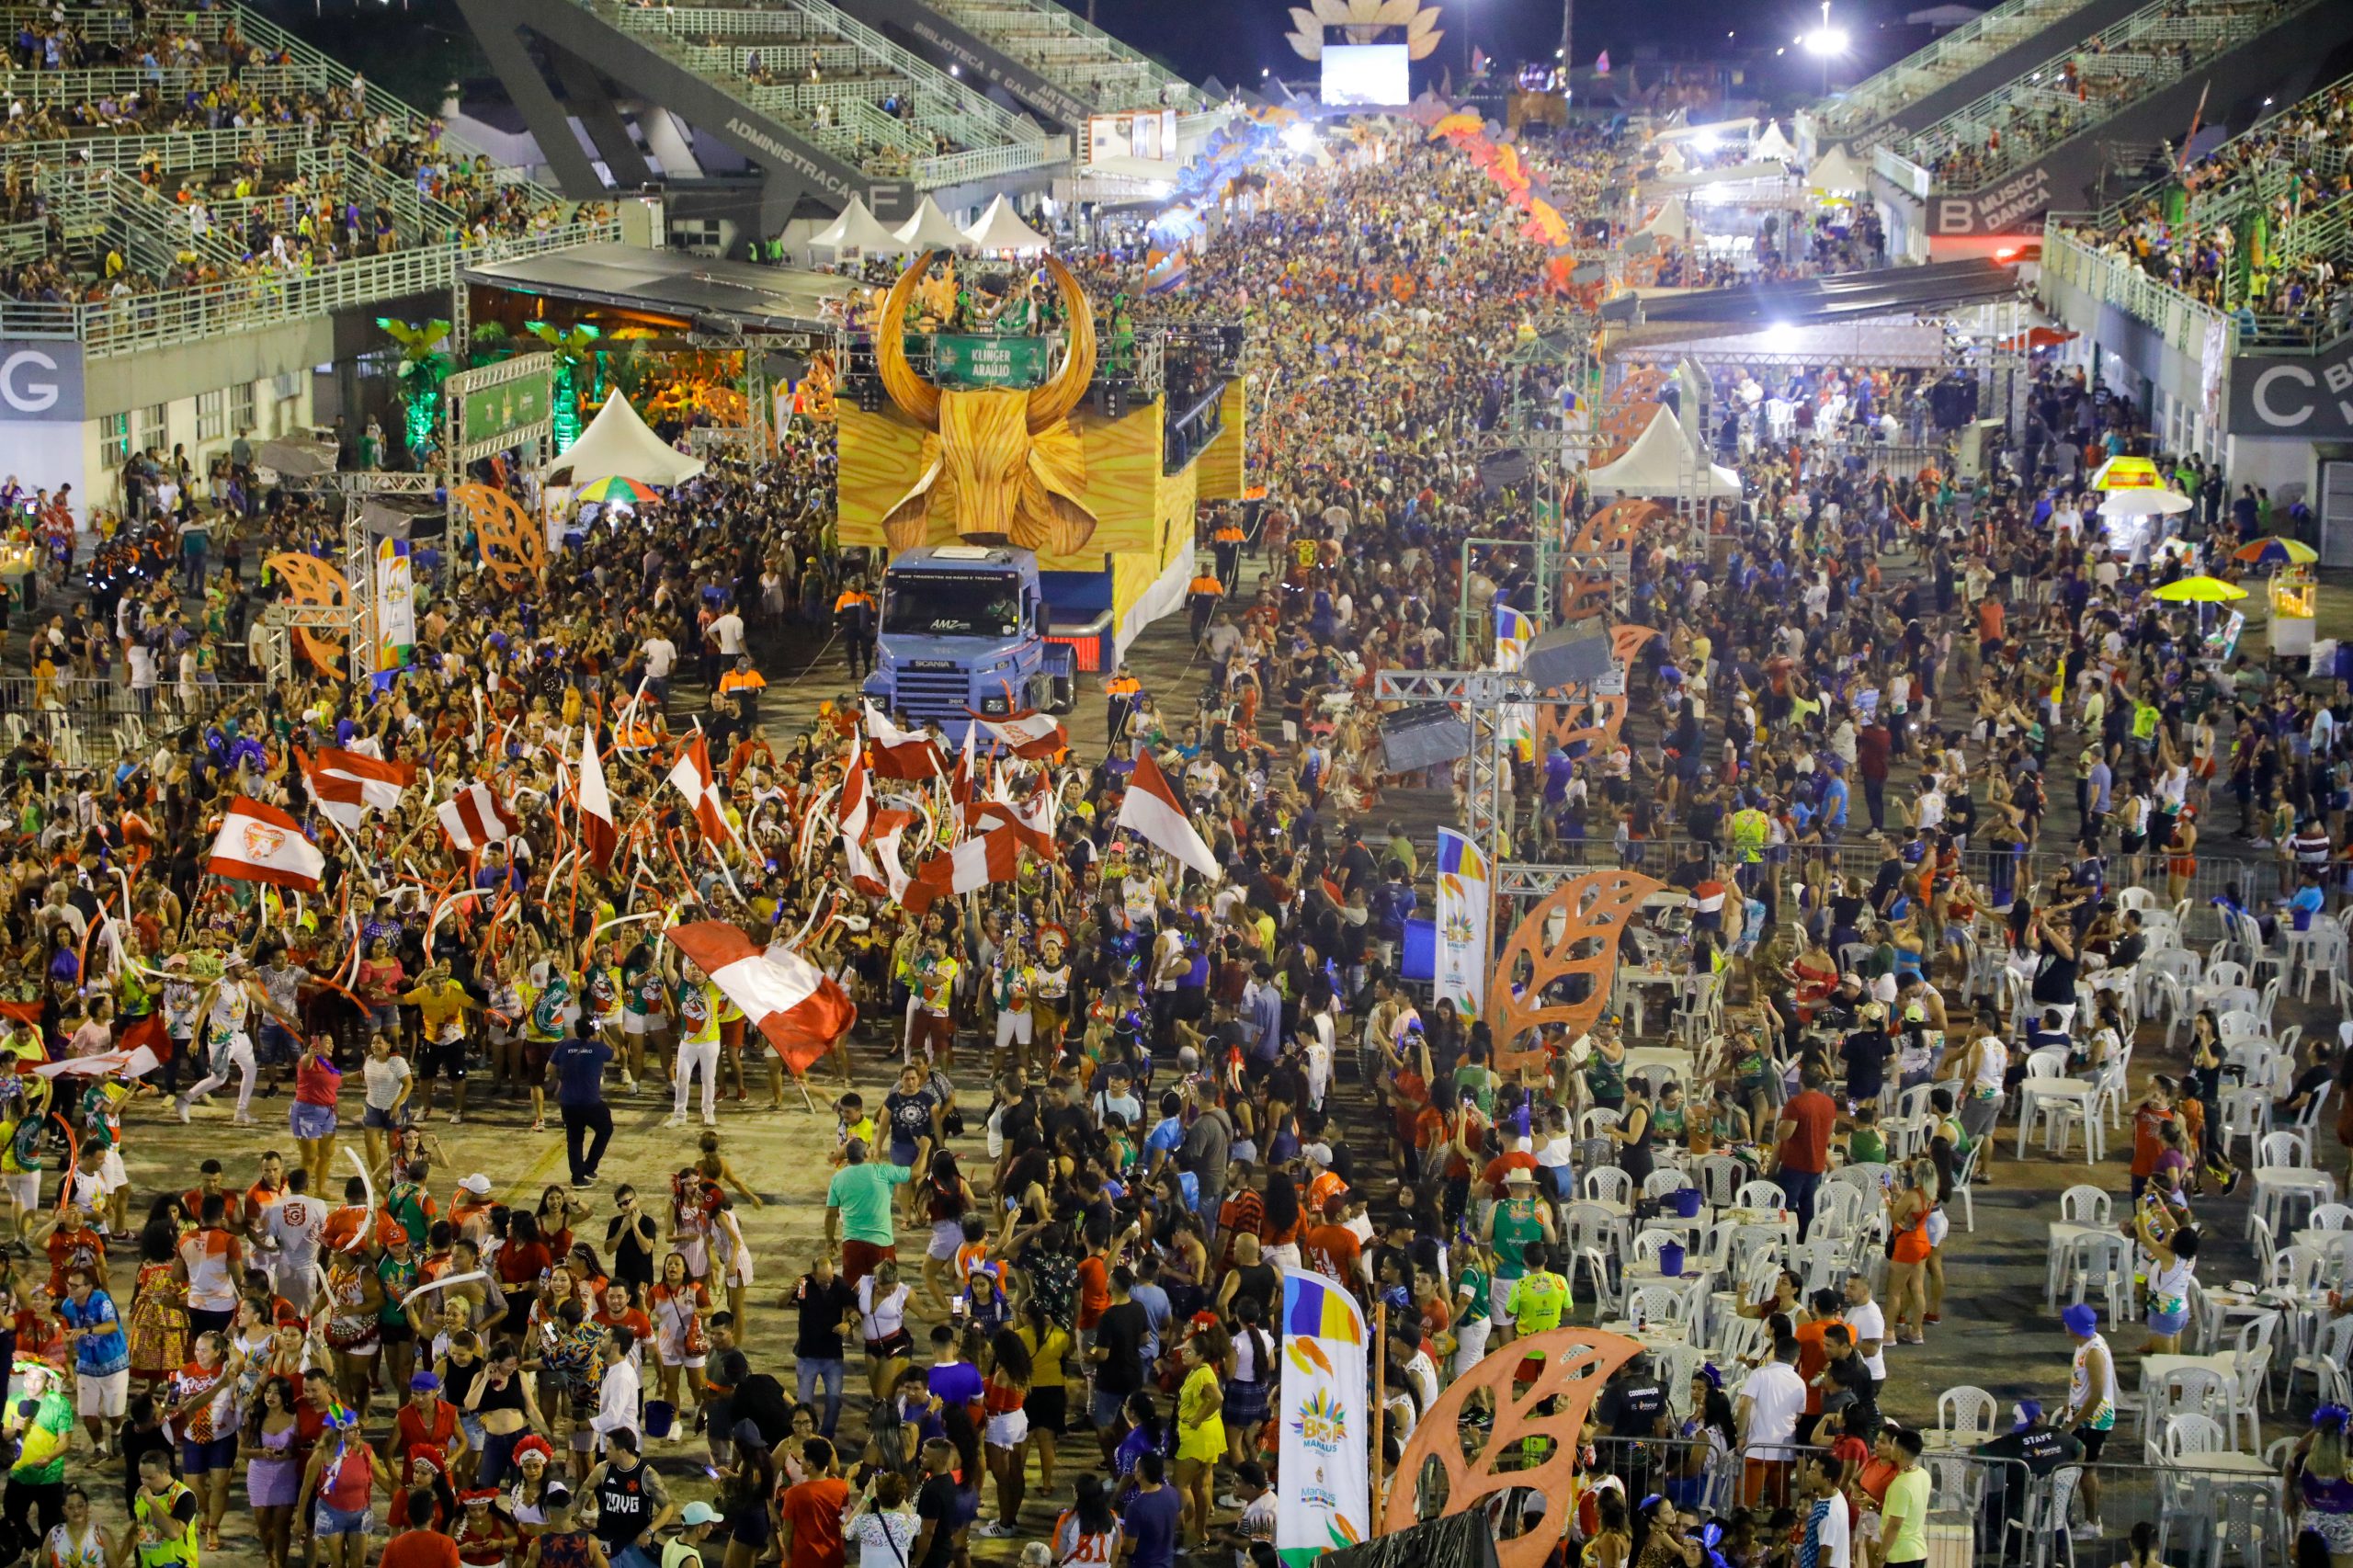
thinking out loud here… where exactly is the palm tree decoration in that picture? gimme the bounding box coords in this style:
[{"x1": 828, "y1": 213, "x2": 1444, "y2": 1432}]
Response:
[
  {"x1": 1285, "y1": 0, "x2": 1442, "y2": 61},
  {"x1": 526, "y1": 321, "x2": 604, "y2": 453},
  {"x1": 376, "y1": 317, "x2": 454, "y2": 461}
]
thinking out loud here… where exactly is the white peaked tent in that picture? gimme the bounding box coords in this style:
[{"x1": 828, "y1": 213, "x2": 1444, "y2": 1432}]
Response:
[
  {"x1": 1656, "y1": 141, "x2": 1688, "y2": 175},
  {"x1": 1637, "y1": 197, "x2": 1693, "y2": 244},
  {"x1": 963, "y1": 194, "x2": 1052, "y2": 254},
  {"x1": 1753, "y1": 119, "x2": 1795, "y2": 161},
  {"x1": 894, "y1": 196, "x2": 971, "y2": 251},
  {"x1": 1808, "y1": 144, "x2": 1866, "y2": 192},
  {"x1": 811, "y1": 196, "x2": 904, "y2": 254},
  {"x1": 551, "y1": 393, "x2": 707, "y2": 489},
  {"x1": 1587, "y1": 407, "x2": 1744, "y2": 498}
]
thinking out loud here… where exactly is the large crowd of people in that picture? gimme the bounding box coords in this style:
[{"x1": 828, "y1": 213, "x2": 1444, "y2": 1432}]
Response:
[{"x1": 4, "y1": 72, "x2": 2353, "y2": 1568}]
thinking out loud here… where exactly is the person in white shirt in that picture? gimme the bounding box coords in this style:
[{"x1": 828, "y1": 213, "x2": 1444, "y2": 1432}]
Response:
[
  {"x1": 1796, "y1": 1452, "x2": 1852, "y2": 1567},
  {"x1": 642, "y1": 633, "x2": 678, "y2": 700},
  {"x1": 709, "y1": 609, "x2": 745, "y2": 658},
  {"x1": 263, "y1": 1176, "x2": 326, "y2": 1313},
  {"x1": 1733, "y1": 1335, "x2": 1809, "y2": 1505},
  {"x1": 1841, "y1": 1272, "x2": 1889, "y2": 1383},
  {"x1": 592, "y1": 1329, "x2": 643, "y2": 1449}
]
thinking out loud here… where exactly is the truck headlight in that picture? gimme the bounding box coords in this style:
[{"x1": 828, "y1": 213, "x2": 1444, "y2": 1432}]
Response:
[{"x1": 980, "y1": 693, "x2": 1011, "y2": 716}]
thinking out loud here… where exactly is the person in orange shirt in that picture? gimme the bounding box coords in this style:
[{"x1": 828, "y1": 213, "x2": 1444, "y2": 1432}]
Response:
[
  {"x1": 448, "y1": 1173, "x2": 496, "y2": 1239},
  {"x1": 1790, "y1": 1289, "x2": 1848, "y2": 1418},
  {"x1": 2130, "y1": 1077, "x2": 2178, "y2": 1200}
]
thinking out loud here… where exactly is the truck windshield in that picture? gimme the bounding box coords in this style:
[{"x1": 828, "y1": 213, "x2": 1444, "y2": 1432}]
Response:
[{"x1": 881, "y1": 573, "x2": 1022, "y2": 638}]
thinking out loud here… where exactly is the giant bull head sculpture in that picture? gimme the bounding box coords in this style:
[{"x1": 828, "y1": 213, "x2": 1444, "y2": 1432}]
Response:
[{"x1": 875, "y1": 250, "x2": 1099, "y2": 556}]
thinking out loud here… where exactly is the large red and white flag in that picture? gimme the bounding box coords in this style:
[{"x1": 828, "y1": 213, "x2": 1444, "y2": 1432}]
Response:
[
  {"x1": 576, "y1": 720, "x2": 619, "y2": 870},
  {"x1": 972, "y1": 790, "x2": 1055, "y2": 859},
  {"x1": 864, "y1": 702, "x2": 947, "y2": 780},
  {"x1": 208, "y1": 797, "x2": 326, "y2": 891},
  {"x1": 1115, "y1": 749, "x2": 1222, "y2": 881},
  {"x1": 903, "y1": 828, "x2": 1020, "y2": 915},
  {"x1": 666, "y1": 733, "x2": 735, "y2": 846},
  {"x1": 299, "y1": 747, "x2": 415, "y2": 834},
  {"x1": 665, "y1": 921, "x2": 858, "y2": 1074},
  {"x1": 976, "y1": 710, "x2": 1068, "y2": 760},
  {"x1": 436, "y1": 782, "x2": 518, "y2": 853},
  {"x1": 950, "y1": 719, "x2": 979, "y2": 812},
  {"x1": 838, "y1": 742, "x2": 873, "y2": 846}
]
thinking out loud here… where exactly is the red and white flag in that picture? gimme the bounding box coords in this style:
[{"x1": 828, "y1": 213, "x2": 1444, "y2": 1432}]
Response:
[
  {"x1": 437, "y1": 782, "x2": 519, "y2": 853},
  {"x1": 950, "y1": 719, "x2": 979, "y2": 812},
  {"x1": 666, "y1": 733, "x2": 736, "y2": 846},
  {"x1": 976, "y1": 710, "x2": 1068, "y2": 759},
  {"x1": 207, "y1": 797, "x2": 326, "y2": 891},
  {"x1": 1115, "y1": 750, "x2": 1222, "y2": 881},
  {"x1": 864, "y1": 702, "x2": 947, "y2": 780},
  {"x1": 838, "y1": 742, "x2": 873, "y2": 846},
  {"x1": 299, "y1": 747, "x2": 414, "y2": 834},
  {"x1": 665, "y1": 921, "x2": 858, "y2": 1075},
  {"x1": 972, "y1": 790, "x2": 1055, "y2": 859},
  {"x1": 37, "y1": 1010, "x2": 171, "y2": 1079},
  {"x1": 848, "y1": 824, "x2": 912, "y2": 903},
  {"x1": 576, "y1": 720, "x2": 619, "y2": 870},
  {"x1": 903, "y1": 828, "x2": 1020, "y2": 915}
]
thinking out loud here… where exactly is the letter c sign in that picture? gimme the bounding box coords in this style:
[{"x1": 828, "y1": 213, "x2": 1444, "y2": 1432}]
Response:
[{"x1": 2251, "y1": 364, "x2": 2316, "y2": 429}]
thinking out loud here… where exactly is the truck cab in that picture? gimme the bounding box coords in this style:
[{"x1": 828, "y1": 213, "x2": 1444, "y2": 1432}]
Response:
[{"x1": 864, "y1": 544, "x2": 1076, "y2": 729}]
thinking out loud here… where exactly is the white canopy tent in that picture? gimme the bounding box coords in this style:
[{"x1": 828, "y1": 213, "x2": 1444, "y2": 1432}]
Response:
[
  {"x1": 2096, "y1": 486, "x2": 2194, "y2": 517},
  {"x1": 1752, "y1": 119, "x2": 1795, "y2": 161},
  {"x1": 1587, "y1": 406, "x2": 1744, "y2": 499},
  {"x1": 811, "y1": 196, "x2": 904, "y2": 254},
  {"x1": 1636, "y1": 197, "x2": 1693, "y2": 244},
  {"x1": 1807, "y1": 144, "x2": 1866, "y2": 192},
  {"x1": 894, "y1": 196, "x2": 972, "y2": 251},
  {"x1": 962, "y1": 194, "x2": 1052, "y2": 254},
  {"x1": 549, "y1": 393, "x2": 707, "y2": 488}
]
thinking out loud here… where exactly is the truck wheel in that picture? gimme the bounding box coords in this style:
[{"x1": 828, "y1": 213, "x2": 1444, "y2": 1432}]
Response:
[{"x1": 1049, "y1": 672, "x2": 1074, "y2": 715}]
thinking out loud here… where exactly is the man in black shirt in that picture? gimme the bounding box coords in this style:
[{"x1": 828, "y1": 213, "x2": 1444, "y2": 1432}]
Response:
[
  {"x1": 910, "y1": 1438, "x2": 964, "y2": 1568},
  {"x1": 790, "y1": 1256, "x2": 858, "y2": 1438},
  {"x1": 1088, "y1": 1267, "x2": 1150, "y2": 1463},
  {"x1": 1972, "y1": 1400, "x2": 2084, "y2": 1548},
  {"x1": 1841, "y1": 1003, "x2": 1894, "y2": 1108},
  {"x1": 1594, "y1": 1354, "x2": 1670, "y2": 1439}
]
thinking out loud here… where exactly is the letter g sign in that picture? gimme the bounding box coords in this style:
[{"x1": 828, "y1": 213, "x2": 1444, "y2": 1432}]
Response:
[
  {"x1": 1, "y1": 349, "x2": 60, "y2": 413},
  {"x1": 0, "y1": 340, "x2": 80, "y2": 421}
]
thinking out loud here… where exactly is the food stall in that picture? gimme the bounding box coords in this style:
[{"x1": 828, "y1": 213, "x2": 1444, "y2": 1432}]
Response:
[{"x1": 2234, "y1": 535, "x2": 2320, "y2": 659}]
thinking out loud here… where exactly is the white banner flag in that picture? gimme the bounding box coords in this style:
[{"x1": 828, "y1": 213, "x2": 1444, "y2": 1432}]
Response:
[
  {"x1": 1435, "y1": 826, "x2": 1490, "y2": 1020},
  {"x1": 1276, "y1": 1268, "x2": 1371, "y2": 1566},
  {"x1": 374, "y1": 539, "x2": 415, "y2": 669}
]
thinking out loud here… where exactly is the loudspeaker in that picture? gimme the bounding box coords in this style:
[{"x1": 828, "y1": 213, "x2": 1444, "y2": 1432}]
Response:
[
  {"x1": 1221, "y1": 325, "x2": 1245, "y2": 358},
  {"x1": 1379, "y1": 707, "x2": 1473, "y2": 775},
  {"x1": 1097, "y1": 380, "x2": 1131, "y2": 420},
  {"x1": 857, "y1": 377, "x2": 882, "y2": 413},
  {"x1": 1522, "y1": 625, "x2": 1615, "y2": 692}
]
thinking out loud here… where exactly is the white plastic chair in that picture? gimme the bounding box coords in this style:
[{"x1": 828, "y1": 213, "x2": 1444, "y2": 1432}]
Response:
[
  {"x1": 1938, "y1": 1384, "x2": 1996, "y2": 1437},
  {"x1": 1583, "y1": 1167, "x2": 1634, "y2": 1208},
  {"x1": 1641, "y1": 1170, "x2": 1691, "y2": 1203},
  {"x1": 2159, "y1": 1411, "x2": 2229, "y2": 1461},
  {"x1": 1695, "y1": 1154, "x2": 1745, "y2": 1208},
  {"x1": 2307, "y1": 1203, "x2": 2353, "y2": 1232},
  {"x1": 1631, "y1": 1229, "x2": 1682, "y2": 1273},
  {"x1": 2059, "y1": 1185, "x2": 2112, "y2": 1226},
  {"x1": 2218, "y1": 1086, "x2": 2271, "y2": 1163},
  {"x1": 1734, "y1": 1180, "x2": 1786, "y2": 1211},
  {"x1": 2117, "y1": 887, "x2": 2156, "y2": 913},
  {"x1": 1579, "y1": 1244, "x2": 1621, "y2": 1317},
  {"x1": 1625, "y1": 1284, "x2": 1692, "y2": 1335}
]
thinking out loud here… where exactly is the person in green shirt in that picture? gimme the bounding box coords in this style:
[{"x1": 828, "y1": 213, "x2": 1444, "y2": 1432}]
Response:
[
  {"x1": 1455, "y1": 1041, "x2": 1496, "y2": 1121},
  {"x1": 6, "y1": 1358, "x2": 77, "y2": 1512},
  {"x1": 1881, "y1": 1426, "x2": 1932, "y2": 1567},
  {"x1": 824, "y1": 1138, "x2": 915, "y2": 1285},
  {"x1": 1483, "y1": 1168, "x2": 1555, "y2": 1312}
]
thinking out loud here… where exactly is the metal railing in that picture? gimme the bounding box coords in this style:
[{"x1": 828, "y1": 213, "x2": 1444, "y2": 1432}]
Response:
[
  {"x1": 0, "y1": 675, "x2": 276, "y2": 765},
  {"x1": 2040, "y1": 221, "x2": 2353, "y2": 356},
  {"x1": 0, "y1": 211, "x2": 618, "y2": 354},
  {"x1": 1892, "y1": 0, "x2": 2319, "y2": 195},
  {"x1": 928, "y1": 0, "x2": 1205, "y2": 108},
  {"x1": 0, "y1": 60, "x2": 312, "y2": 103},
  {"x1": 1807, "y1": 0, "x2": 2111, "y2": 146},
  {"x1": 0, "y1": 123, "x2": 321, "y2": 179}
]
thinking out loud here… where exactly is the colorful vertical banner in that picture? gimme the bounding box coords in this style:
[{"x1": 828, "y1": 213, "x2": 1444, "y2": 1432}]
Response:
[
  {"x1": 1435, "y1": 827, "x2": 1491, "y2": 1020},
  {"x1": 373, "y1": 538, "x2": 415, "y2": 671},
  {"x1": 1277, "y1": 1269, "x2": 1370, "y2": 1568},
  {"x1": 1494, "y1": 602, "x2": 1538, "y2": 760}
]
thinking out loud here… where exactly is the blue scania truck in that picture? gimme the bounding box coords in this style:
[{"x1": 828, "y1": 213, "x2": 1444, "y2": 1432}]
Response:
[{"x1": 863, "y1": 544, "x2": 1078, "y2": 727}]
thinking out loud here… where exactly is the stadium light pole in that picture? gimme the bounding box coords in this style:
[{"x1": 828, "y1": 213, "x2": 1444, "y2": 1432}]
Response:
[{"x1": 1559, "y1": 0, "x2": 1572, "y2": 99}]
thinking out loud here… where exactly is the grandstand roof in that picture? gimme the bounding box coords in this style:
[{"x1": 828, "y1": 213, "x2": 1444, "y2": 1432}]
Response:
[
  {"x1": 1614, "y1": 256, "x2": 2018, "y2": 330},
  {"x1": 461, "y1": 244, "x2": 855, "y2": 334}
]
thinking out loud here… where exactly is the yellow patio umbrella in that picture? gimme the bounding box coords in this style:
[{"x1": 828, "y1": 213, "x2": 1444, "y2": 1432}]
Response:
[{"x1": 2151, "y1": 575, "x2": 2248, "y2": 603}]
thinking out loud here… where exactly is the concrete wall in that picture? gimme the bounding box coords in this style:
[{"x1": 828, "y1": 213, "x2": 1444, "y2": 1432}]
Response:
[{"x1": 73, "y1": 372, "x2": 318, "y2": 516}]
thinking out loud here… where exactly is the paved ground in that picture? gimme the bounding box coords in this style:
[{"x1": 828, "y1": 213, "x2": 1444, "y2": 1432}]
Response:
[{"x1": 28, "y1": 543, "x2": 2353, "y2": 1562}]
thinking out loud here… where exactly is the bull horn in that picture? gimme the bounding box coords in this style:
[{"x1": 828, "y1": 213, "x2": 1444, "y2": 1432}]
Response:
[
  {"x1": 1028, "y1": 254, "x2": 1097, "y2": 435},
  {"x1": 875, "y1": 249, "x2": 943, "y2": 429}
]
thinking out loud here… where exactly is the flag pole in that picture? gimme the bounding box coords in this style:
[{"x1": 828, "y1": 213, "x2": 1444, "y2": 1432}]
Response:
[{"x1": 1370, "y1": 1298, "x2": 1389, "y2": 1536}]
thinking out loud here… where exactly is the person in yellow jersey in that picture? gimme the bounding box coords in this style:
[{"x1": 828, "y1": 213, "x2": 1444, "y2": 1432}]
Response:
[
  {"x1": 126, "y1": 1449, "x2": 201, "y2": 1568},
  {"x1": 1502, "y1": 1242, "x2": 1572, "y2": 1336},
  {"x1": 400, "y1": 961, "x2": 480, "y2": 1125},
  {"x1": 665, "y1": 951, "x2": 726, "y2": 1129}
]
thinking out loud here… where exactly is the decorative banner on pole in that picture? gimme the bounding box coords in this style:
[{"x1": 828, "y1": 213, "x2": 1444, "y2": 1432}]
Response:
[
  {"x1": 1435, "y1": 827, "x2": 1490, "y2": 1020},
  {"x1": 1277, "y1": 1268, "x2": 1371, "y2": 1567},
  {"x1": 373, "y1": 538, "x2": 415, "y2": 671}
]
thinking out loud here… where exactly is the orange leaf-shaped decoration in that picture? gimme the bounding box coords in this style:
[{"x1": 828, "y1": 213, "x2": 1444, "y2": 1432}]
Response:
[
  {"x1": 1559, "y1": 571, "x2": 1619, "y2": 624},
  {"x1": 1383, "y1": 1327, "x2": 1643, "y2": 1568},
  {"x1": 1486, "y1": 869, "x2": 1663, "y2": 1073},
  {"x1": 1427, "y1": 111, "x2": 1483, "y2": 140},
  {"x1": 265, "y1": 551, "x2": 351, "y2": 677},
  {"x1": 1571, "y1": 498, "x2": 1664, "y2": 557},
  {"x1": 450, "y1": 483, "x2": 546, "y2": 591},
  {"x1": 1614, "y1": 365, "x2": 1668, "y2": 405},
  {"x1": 1538, "y1": 689, "x2": 1628, "y2": 754}
]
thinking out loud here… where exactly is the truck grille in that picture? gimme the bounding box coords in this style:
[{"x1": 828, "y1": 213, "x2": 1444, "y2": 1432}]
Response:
[{"x1": 893, "y1": 671, "x2": 972, "y2": 722}]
